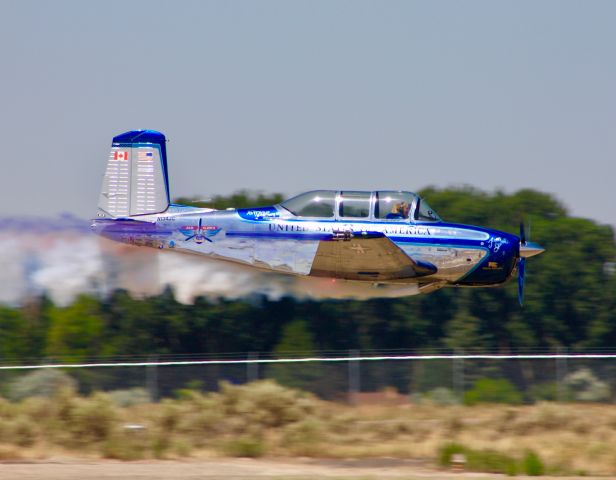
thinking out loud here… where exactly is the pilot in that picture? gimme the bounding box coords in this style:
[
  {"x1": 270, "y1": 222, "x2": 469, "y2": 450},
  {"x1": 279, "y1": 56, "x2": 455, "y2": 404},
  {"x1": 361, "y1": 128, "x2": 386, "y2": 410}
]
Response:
[{"x1": 386, "y1": 202, "x2": 410, "y2": 220}]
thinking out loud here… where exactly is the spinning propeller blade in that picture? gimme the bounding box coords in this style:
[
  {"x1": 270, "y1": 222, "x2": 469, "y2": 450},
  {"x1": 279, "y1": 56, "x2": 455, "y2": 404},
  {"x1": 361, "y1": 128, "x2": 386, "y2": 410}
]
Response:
[
  {"x1": 518, "y1": 222, "x2": 526, "y2": 306},
  {"x1": 517, "y1": 221, "x2": 545, "y2": 306},
  {"x1": 518, "y1": 257, "x2": 526, "y2": 306}
]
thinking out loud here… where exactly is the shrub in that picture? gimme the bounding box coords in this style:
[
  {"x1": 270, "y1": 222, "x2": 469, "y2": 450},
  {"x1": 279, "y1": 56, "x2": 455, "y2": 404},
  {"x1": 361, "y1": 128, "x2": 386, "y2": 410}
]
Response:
[
  {"x1": 466, "y1": 449, "x2": 518, "y2": 475},
  {"x1": 102, "y1": 431, "x2": 149, "y2": 460},
  {"x1": 223, "y1": 436, "x2": 266, "y2": 457},
  {"x1": 528, "y1": 382, "x2": 558, "y2": 402},
  {"x1": 108, "y1": 388, "x2": 151, "y2": 407},
  {"x1": 68, "y1": 393, "x2": 118, "y2": 444},
  {"x1": 151, "y1": 432, "x2": 171, "y2": 459},
  {"x1": 171, "y1": 437, "x2": 192, "y2": 457},
  {"x1": 523, "y1": 450, "x2": 545, "y2": 476},
  {"x1": 281, "y1": 418, "x2": 326, "y2": 456},
  {"x1": 8, "y1": 369, "x2": 77, "y2": 401},
  {"x1": 219, "y1": 380, "x2": 319, "y2": 428},
  {"x1": 438, "y1": 443, "x2": 521, "y2": 475},
  {"x1": 564, "y1": 368, "x2": 611, "y2": 402},
  {"x1": 0, "y1": 397, "x2": 13, "y2": 417},
  {"x1": 158, "y1": 399, "x2": 182, "y2": 432},
  {"x1": 438, "y1": 442, "x2": 466, "y2": 467},
  {"x1": 463, "y1": 378, "x2": 523, "y2": 405},
  {"x1": 176, "y1": 409, "x2": 222, "y2": 440},
  {"x1": 8, "y1": 415, "x2": 37, "y2": 447},
  {"x1": 423, "y1": 387, "x2": 460, "y2": 406}
]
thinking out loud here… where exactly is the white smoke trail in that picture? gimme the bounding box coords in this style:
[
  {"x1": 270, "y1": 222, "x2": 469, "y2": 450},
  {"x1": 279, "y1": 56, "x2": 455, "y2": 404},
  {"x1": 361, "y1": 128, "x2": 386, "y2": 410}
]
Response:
[
  {"x1": 0, "y1": 216, "x2": 411, "y2": 306},
  {"x1": 0, "y1": 216, "x2": 283, "y2": 306}
]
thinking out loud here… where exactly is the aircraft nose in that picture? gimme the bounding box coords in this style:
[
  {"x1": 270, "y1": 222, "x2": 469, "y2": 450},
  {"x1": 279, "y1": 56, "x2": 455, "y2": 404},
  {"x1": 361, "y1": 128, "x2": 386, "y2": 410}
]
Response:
[{"x1": 520, "y1": 241, "x2": 545, "y2": 258}]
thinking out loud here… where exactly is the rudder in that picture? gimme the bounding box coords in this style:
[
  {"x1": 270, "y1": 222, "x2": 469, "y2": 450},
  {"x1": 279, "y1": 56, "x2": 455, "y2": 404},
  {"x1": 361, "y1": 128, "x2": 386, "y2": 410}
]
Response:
[{"x1": 97, "y1": 130, "x2": 170, "y2": 218}]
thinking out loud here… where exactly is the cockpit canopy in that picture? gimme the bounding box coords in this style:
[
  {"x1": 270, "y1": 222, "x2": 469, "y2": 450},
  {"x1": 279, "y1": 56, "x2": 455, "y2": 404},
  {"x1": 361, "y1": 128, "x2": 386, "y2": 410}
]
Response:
[{"x1": 279, "y1": 190, "x2": 441, "y2": 222}]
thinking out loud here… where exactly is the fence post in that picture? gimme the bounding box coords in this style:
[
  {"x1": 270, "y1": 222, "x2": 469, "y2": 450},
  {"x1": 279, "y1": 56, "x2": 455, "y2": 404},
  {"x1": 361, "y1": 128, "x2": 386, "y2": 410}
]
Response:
[
  {"x1": 453, "y1": 349, "x2": 465, "y2": 403},
  {"x1": 556, "y1": 346, "x2": 568, "y2": 403},
  {"x1": 348, "y1": 349, "x2": 360, "y2": 405},
  {"x1": 146, "y1": 354, "x2": 159, "y2": 402},
  {"x1": 247, "y1": 352, "x2": 259, "y2": 383}
]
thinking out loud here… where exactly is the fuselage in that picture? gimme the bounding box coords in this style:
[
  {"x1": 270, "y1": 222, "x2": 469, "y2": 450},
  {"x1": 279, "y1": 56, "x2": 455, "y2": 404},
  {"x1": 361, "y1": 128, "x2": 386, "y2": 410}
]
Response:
[{"x1": 92, "y1": 195, "x2": 520, "y2": 296}]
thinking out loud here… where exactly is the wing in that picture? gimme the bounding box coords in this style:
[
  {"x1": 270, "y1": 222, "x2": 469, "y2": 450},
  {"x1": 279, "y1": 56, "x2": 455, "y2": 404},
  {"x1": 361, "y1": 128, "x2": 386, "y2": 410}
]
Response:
[{"x1": 309, "y1": 232, "x2": 436, "y2": 281}]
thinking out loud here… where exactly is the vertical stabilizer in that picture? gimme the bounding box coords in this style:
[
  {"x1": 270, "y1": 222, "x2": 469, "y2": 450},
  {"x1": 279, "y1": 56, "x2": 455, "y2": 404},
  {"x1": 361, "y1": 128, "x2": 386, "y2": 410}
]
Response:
[{"x1": 97, "y1": 130, "x2": 170, "y2": 218}]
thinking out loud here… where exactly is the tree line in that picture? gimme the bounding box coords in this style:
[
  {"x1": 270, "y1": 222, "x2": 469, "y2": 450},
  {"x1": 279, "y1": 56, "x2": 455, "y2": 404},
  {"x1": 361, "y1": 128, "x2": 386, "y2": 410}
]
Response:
[{"x1": 1, "y1": 187, "x2": 615, "y2": 366}]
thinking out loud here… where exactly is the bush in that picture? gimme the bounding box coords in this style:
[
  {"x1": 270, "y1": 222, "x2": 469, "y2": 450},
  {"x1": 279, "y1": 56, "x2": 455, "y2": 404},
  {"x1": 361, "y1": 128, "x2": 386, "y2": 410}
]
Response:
[
  {"x1": 438, "y1": 442, "x2": 465, "y2": 467},
  {"x1": 9, "y1": 415, "x2": 37, "y2": 447},
  {"x1": 219, "y1": 380, "x2": 319, "y2": 428},
  {"x1": 463, "y1": 378, "x2": 523, "y2": 405},
  {"x1": 68, "y1": 393, "x2": 118, "y2": 444},
  {"x1": 466, "y1": 449, "x2": 518, "y2": 475},
  {"x1": 420, "y1": 387, "x2": 460, "y2": 406},
  {"x1": 528, "y1": 382, "x2": 558, "y2": 402},
  {"x1": 564, "y1": 368, "x2": 611, "y2": 402},
  {"x1": 523, "y1": 450, "x2": 545, "y2": 476},
  {"x1": 151, "y1": 432, "x2": 171, "y2": 459},
  {"x1": 108, "y1": 388, "x2": 151, "y2": 407},
  {"x1": 158, "y1": 400, "x2": 183, "y2": 433},
  {"x1": 102, "y1": 430, "x2": 149, "y2": 460},
  {"x1": 439, "y1": 443, "x2": 546, "y2": 476},
  {"x1": 171, "y1": 437, "x2": 192, "y2": 457},
  {"x1": 281, "y1": 418, "x2": 326, "y2": 456},
  {"x1": 8, "y1": 369, "x2": 77, "y2": 401},
  {"x1": 438, "y1": 443, "x2": 518, "y2": 475},
  {"x1": 223, "y1": 436, "x2": 266, "y2": 457}
]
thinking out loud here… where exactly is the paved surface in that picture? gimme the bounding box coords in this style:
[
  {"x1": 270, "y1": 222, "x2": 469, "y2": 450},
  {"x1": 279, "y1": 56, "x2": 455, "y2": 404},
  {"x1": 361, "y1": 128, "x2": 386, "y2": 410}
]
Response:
[{"x1": 0, "y1": 458, "x2": 608, "y2": 480}]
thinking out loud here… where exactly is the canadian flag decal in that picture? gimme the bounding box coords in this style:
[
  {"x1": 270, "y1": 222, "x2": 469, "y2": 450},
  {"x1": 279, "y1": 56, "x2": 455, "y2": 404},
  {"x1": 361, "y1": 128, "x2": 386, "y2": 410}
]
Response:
[{"x1": 114, "y1": 151, "x2": 129, "y2": 160}]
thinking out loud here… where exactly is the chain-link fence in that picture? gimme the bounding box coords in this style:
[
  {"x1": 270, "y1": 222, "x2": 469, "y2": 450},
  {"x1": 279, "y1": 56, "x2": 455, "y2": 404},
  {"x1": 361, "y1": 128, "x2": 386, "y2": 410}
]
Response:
[{"x1": 1, "y1": 352, "x2": 615, "y2": 404}]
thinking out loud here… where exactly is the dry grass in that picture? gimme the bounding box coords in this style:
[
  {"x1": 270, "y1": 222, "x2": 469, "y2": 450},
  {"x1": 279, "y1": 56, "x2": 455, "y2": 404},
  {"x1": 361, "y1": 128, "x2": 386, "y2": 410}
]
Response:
[{"x1": 0, "y1": 383, "x2": 615, "y2": 475}]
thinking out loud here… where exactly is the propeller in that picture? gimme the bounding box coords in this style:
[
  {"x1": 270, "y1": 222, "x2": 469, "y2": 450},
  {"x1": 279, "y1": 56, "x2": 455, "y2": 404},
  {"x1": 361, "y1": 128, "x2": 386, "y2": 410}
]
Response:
[
  {"x1": 518, "y1": 223, "x2": 526, "y2": 305},
  {"x1": 517, "y1": 220, "x2": 545, "y2": 306}
]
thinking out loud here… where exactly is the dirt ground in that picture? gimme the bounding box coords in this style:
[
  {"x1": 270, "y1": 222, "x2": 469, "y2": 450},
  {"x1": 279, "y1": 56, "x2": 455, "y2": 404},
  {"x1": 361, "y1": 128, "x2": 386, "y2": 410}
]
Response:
[{"x1": 0, "y1": 458, "x2": 609, "y2": 480}]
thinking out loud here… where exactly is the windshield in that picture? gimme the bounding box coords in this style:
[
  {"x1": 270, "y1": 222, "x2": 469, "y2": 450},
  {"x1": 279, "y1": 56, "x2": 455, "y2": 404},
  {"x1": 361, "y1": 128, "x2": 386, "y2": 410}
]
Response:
[
  {"x1": 415, "y1": 198, "x2": 441, "y2": 222},
  {"x1": 280, "y1": 190, "x2": 336, "y2": 218}
]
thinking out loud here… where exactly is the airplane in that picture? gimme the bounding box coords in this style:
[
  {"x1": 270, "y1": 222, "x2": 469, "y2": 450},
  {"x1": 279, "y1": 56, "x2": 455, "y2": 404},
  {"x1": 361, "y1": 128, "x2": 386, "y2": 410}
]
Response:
[{"x1": 92, "y1": 130, "x2": 545, "y2": 303}]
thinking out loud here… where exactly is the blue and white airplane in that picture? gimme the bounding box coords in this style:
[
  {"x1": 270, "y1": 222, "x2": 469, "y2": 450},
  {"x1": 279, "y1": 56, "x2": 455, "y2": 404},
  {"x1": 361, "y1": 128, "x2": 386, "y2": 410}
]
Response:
[{"x1": 92, "y1": 130, "x2": 544, "y2": 303}]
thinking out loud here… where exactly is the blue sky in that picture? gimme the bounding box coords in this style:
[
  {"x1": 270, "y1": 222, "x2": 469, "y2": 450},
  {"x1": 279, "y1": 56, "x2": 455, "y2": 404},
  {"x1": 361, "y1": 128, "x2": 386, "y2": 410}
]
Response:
[{"x1": 1, "y1": 0, "x2": 615, "y2": 227}]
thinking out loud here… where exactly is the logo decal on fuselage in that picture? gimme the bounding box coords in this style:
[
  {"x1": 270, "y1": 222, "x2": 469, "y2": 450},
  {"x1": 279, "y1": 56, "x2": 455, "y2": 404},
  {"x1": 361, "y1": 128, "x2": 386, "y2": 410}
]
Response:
[
  {"x1": 238, "y1": 207, "x2": 280, "y2": 221},
  {"x1": 179, "y1": 224, "x2": 221, "y2": 244}
]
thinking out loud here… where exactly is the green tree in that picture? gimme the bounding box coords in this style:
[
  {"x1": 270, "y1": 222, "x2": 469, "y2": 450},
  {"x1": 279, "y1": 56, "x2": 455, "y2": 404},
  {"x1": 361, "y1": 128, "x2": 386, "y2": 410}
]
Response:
[
  {"x1": 269, "y1": 320, "x2": 321, "y2": 392},
  {"x1": 46, "y1": 294, "x2": 105, "y2": 362}
]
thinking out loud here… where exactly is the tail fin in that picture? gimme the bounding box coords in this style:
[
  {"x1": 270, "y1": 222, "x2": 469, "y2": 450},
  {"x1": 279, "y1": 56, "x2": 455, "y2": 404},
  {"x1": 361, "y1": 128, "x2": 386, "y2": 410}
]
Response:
[{"x1": 97, "y1": 130, "x2": 170, "y2": 218}]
